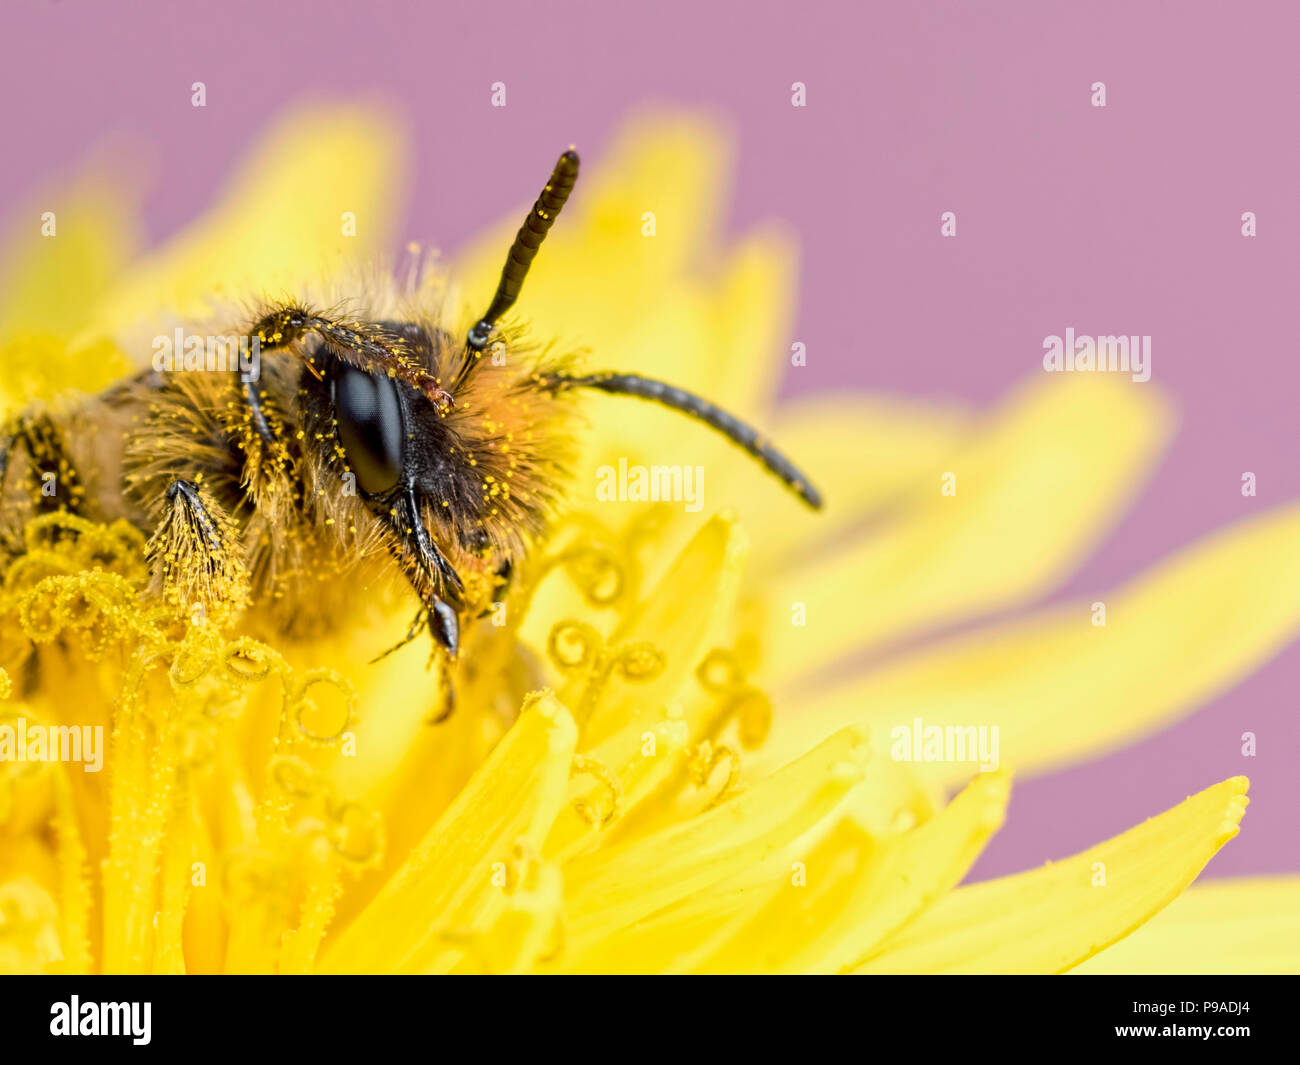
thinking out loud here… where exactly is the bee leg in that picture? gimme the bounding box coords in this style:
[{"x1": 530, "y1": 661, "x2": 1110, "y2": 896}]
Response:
[
  {"x1": 390, "y1": 487, "x2": 462, "y2": 720},
  {"x1": 0, "y1": 414, "x2": 85, "y2": 514},
  {"x1": 0, "y1": 422, "x2": 19, "y2": 547},
  {"x1": 424, "y1": 598, "x2": 459, "y2": 724},
  {"x1": 368, "y1": 606, "x2": 428, "y2": 664},
  {"x1": 368, "y1": 592, "x2": 458, "y2": 721},
  {"x1": 240, "y1": 380, "x2": 276, "y2": 445},
  {"x1": 0, "y1": 420, "x2": 15, "y2": 487},
  {"x1": 428, "y1": 673, "x2": 455, "y2": 724},
  {"x1": 427, "y1": 597, "x2": 459, "y2": 658},
  {"x1": 148, "y1": 479, "x2": 249, "y2": 618},
  {"x1": 401, "y1": 484, "x2": 464, "y2": 600}
]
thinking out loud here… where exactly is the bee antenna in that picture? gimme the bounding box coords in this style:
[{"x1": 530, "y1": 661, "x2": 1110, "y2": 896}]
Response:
[
  {"x1": 463, "y1": 149, "x2": 581, "y2": 360},
  {"x1": 542, "y1": 372, "x2": 824, "y2": 511},
  {"x1": 250, "y1": 305, "x2": 454, "y2": 411}
]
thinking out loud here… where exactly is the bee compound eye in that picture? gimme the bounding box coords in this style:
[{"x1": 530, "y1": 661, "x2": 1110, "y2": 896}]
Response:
[{"x1": 331, "y1": 364, "x2": 405, "y2": 495}]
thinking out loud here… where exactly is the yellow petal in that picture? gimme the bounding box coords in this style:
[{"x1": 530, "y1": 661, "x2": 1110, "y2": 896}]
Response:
[
  {"x1": 579, "y1": 511, "x2": 748, "y2": 747},
  {"x1": 93, "y1": 102, "x2": 408, "y2": 333},
  {"x1": 1070, "y1": 875, "x2": 1300, "y2": 974},
  {"x1": 542, "y1": 718, "x2": 691, "y2": 865},
  {"x1": 760, "y1": 373, "x2": 1171, "y2": 685},
  {"x1": 684, "y1": 769, "x2": 1010, "y2": 974},
  {"x1": 314, "y1": 626, "x2": 493, "y2": 924},
  {"x1": 317, "y1": 693, "x2": 576, "y2": 974},
  {"x1": 748, "y1": 392, "x2": 972, "y2": 568},
  {"x1": 555, "y1": 725, "x2": 869, "y2": 966},
  {"x1": 856, "y1": 776, "x2": 1249, "y2": 974},
  {"x1": 313, "y1": 614, "x2": 460, "y2": 815},
  {"x1": 760, "y1": 502, "x2": 1300, "y2": 782},
  {"x1": 0, "y1": 878, "x2": 64, "y2": 974},
  {"x1": 544, "y1": 881, "x2": 756, "y2": 975},
  {"x1": 450, "y1": 859, "x2": 565, "y2": 975}
]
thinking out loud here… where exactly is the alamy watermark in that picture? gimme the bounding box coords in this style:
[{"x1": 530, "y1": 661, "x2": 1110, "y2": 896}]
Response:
[
  {"x1": 890, "y1": 717, "x2": 999, "y2": 772},
  {"x1": 0, "y1": 718, "x2": 103, "y2": 772},
  {"x1": 50, "y1": 997, "x2": 150, "y2": 1045},
  {"x1": 152, "y1": 329, "x2": 260, "y2": 383},
  {"x1": 1043, "y1": 328, "x2": 1151, "y2": 383},
  {"x1": 595, "y1": 458, "x2": 704, "y2": 512}
]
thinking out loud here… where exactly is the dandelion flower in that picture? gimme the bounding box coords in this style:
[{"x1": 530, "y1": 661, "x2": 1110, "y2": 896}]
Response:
[{"x1": 0, "y1": 105, "x2": 1297, "y2": 975}]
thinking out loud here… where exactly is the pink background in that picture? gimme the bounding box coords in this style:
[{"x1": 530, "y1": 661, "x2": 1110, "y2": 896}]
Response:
[{"x1": 4, "y1": 0, "x2": 1297, "y2": 880}]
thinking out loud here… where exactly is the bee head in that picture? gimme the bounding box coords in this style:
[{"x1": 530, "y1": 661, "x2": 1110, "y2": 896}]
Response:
[
  {"x1": 319, "y1": 326, "x2": 478, "y2": 592},
  {"x1": 313, "y1": 319, "x2": 564, "y2": 657},
  {"x1": 250, "y1": 144, "x2": 821, "y2": 674}
]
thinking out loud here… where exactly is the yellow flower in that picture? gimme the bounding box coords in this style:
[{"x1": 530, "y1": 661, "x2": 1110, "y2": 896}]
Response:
[{"x1": 0, "y1": 103, "x2": 1297, "y2": 975}]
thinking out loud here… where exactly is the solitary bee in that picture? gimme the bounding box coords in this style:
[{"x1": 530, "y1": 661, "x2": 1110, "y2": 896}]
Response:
[{"x1": 0, "y1": 150, "x2": 821, "y2": 711}]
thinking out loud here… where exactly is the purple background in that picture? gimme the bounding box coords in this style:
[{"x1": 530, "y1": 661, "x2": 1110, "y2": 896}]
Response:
[{"x1": 4, "y1": 0, "x2": 1297, "y2": 880}]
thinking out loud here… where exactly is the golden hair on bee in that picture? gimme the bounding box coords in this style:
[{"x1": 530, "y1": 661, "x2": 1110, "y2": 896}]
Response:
[{"x1": 0, "y1": 148, "x2": 821, "y2": 718}]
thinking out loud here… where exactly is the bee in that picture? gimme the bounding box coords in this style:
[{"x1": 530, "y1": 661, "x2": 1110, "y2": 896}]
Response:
[{"x1": 0, "y1": 149, "x2": 822, "y2": 715}]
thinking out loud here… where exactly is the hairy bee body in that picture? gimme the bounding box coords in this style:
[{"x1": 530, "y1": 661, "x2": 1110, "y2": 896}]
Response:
[
  {"x1": 0, "y1": 149, "x2": 821, "y2": 712},
  {"x1": 2, "y1": 302, "x2": 577, "y2": 643}
]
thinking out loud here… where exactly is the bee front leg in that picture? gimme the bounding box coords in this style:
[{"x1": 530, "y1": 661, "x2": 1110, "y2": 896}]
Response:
[
  {"x1": 421, "y1": 598, "x2": 460, "y2": 724},
  {"x1": 368, "y1": 596, "x2": 458, "y2": 722},
  {"x1": 147, "y1": 478, "x2": 250, "y2": 620},
  {"x1": 414, "y1": 546, "x2": 462, "y2": 714},
  {"x1": 427, "y1": 597, "x2": 459, "y2": 659},
  {"x1": 369, "y1": 606, "x2": 428, "y2": 663}
]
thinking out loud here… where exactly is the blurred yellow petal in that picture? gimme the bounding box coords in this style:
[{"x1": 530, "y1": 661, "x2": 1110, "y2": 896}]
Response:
[
  {"x1": 450, "y1": 859, "x2": 565, "y2": 975},
  {"x1": 548, "y1": 883, "x2": 755, "y2": 974},
  {"x1": 318, "y1": 693, "x2": 576, "y2": 974},
  {"x1": 0, "y1": 167, "x2": 141, "y2": 412},
  {"x1": 0, "y1": 878, "x2": 63, "y2": 974},
  {"x1": 94, "y1": 102, "x2": 408, "y2": 333},
  {"x1": 561, "y1": 233, "x2": 797, "y2": 523},
  {"x1": 1071, "y1": 876, "x2": 1300, "y2": 974},
  {"x1": 0, "y1": 333, "x2": 133, "y2": 419},
  {"x1": 0, "y1": 164, "x2": 141, "y2": 338},
  {"x1": 453, "y1": 111, "x2": 728, "y2": 352},
  {"x1": 766, "y1": 374, "x2": 1173, "y2": 680},
  {"x1": 760, "y1": 374, "x2": 1171, "y2": 685},
  {"x1": 454, "y1": 113, "x2": 792, "y2": 428},
  {"x1": 747, "y1": 393, "x2": 972, "y2": 567},
  {"x1": 685, "y1": 769, "x2": 1010, "y2": 974},
  {"x1": 856, "y1": 776, "x2": 1249, "y2": 974},
  {"x1": 759, "y1": 502, "x2": 1300, "y2": 782}
]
